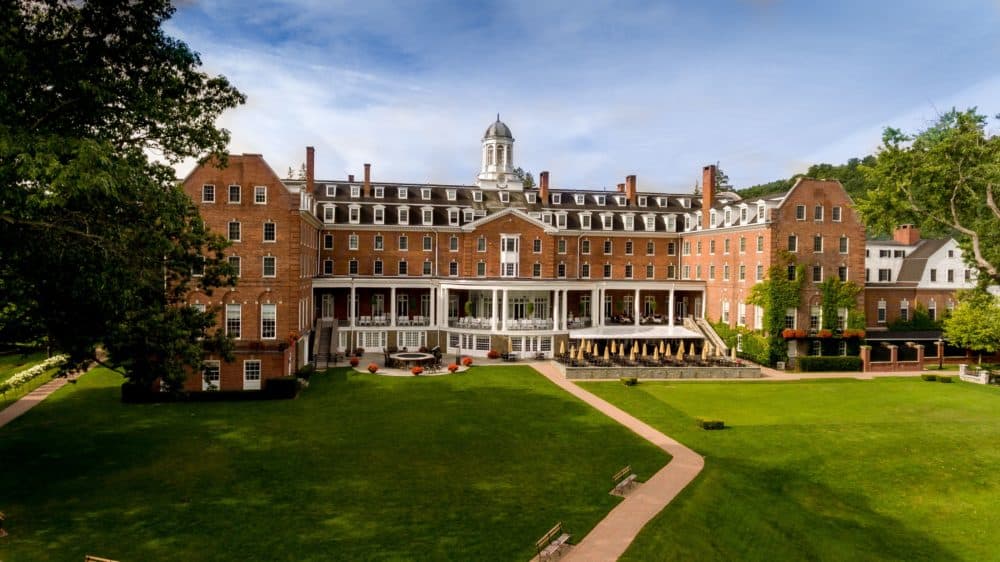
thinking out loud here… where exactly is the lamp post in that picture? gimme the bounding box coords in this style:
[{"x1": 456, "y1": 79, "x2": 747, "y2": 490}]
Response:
[{"x1": 936, "y1": 338, "x2": 944, "y2": 370}]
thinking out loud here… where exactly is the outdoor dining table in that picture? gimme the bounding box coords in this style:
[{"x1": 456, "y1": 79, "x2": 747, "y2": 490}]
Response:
[{"x1": 390, "y1": 352, "x2": 434, "y2": 368}]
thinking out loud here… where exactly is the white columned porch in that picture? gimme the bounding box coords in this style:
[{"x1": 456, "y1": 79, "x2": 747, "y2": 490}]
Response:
[
  {"x1": 492, "y1": 289, "x2": 499, "y2": 330},
  {"x1": 592, "y1": 288, "x2": 600, "y2": 326},
  {"x1": 701, "y1": 289, "x2": 707, "y2": 319},
  {"x1": 501, "y1": 288, "x2": 509, "y2": 331},
  {"x1": 668, "y1": 289, "x2": 675, "y2": 327},
  {"x1": 442, "y1": 287, "x2": 449, "y2": 326},
  {"x1": 390, "y1": 287, "x2": 396, "y2": 326},
  {"x1": 562, "y1": 289, "x2": 569, "y2": 330},
  {"x1": 428, "y1": 286, "x2": 436, "y2": 327},
  {"x1": 634, "y1": 288, "x2": 640, "y2": 326},
  {"x1": 552, "y1": 290, "x2": 559, "y2": 330}
]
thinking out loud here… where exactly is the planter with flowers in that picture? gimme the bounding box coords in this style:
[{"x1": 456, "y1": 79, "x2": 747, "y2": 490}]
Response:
[
  {"x1": 487, "y1": 349, "x2": 500, "y2": 359},
  {"x1": 842, "y1": 329, "x2": 866, "y2": 339},
  {"x1": 367, "y1": 363, "x2": 379, "y2": 374},
  {"x1": 411, "y1": 366, "x2": 424, "y2": 376},
  {"x1": 461, "y1": 356, "x2": 474, "y2": 367},
  {"x1": 782, "y1": 328, "x2": 807, "y2": 339},
  {"x1": 817, "y1": 329, "x2": 834, "y2": 339},
  {"x1": 349, "y1": 356, "x2": 360, "y2": 367},
  {"x1": 448, "y1": 363, "x2": 459, "y2": 373}
]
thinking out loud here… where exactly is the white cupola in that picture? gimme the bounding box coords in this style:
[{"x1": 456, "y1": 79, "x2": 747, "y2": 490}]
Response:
[{"x1": 477, "y1": 115, "x2": 522, "y2": 190}]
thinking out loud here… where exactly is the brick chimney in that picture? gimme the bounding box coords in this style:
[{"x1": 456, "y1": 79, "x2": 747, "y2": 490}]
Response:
[
  {"x1": 893, "y1": 224, "x2": 921, "y2": 245},
  {"x1": 702, "y1": 164, "x2": 716, "y2": 230},
  {"x1": 348, "y1": 174, "x2": 354, "y2": 183},
  {"x1": 363, "y1": 163, "x2": 371, "y2": 198},
  {"x1": 305, "y1": 146, "x2": 316, "y2": 195},
  {"x1": 539, "y1": 171, "x2": 550, "y2": 204},
  {"x1": 617, "y1": 183, "x2": 625, "y2": 193},
  {"x1": 626, "y1": 174, "x2": 637, "y2": 205}
]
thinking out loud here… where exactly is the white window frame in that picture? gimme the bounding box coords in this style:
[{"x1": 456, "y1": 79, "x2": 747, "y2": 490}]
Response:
[
  {"x1": 263, "y1": 222, "x2": 276, "y2": 242},
  {"x1": 243, "y1": 360, "x2": 261, "y2": 390},
  {"x1": 323, "y1": 204, "x2": 335, "y2": 223},
  {"x1": 202, "y1": 184, "x2": 215, "y2": 203},
  {"x1": 398, "y1": 207, "x2": 409, "y2": 225},
  {"x1": 261, "y1": 303, "x2": 276, "y2": 339},
  {"x1": 373, "y1": 205, "x2": 385, "y2": 225},
  {"x1": 552, "y1": 193, "x2": 562, "y2": 204},
  {"x1": 254, "y1": 186, "x2": 267, "y2": 204},
  {"x1": 263, "y1": 255, "x2": 276, "y2": 278},
  {"x1": 421, "y1": 187, "x2": 432, "y2": 200},
  {"x1": 348, "y1": 205, "x2": 361, "y2": 224}
]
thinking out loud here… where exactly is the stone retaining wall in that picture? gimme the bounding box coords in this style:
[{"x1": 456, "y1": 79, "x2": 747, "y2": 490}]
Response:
[{"x1": 565, "y1": 365, "x2": 762, "y2": 379}]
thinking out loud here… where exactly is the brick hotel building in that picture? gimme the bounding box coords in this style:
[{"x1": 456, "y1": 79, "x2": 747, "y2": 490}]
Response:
[{"x1": 181, "y1": 118, "x2": 867, "y2": 391}]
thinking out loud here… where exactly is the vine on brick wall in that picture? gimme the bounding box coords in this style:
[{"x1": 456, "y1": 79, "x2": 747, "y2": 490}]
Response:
[
  {"x1": 818, "y1": 278, "x2": 863, "y2": 330},
  {"x1": 747, "y1": 252, "x2": 805, "y2": 364}
]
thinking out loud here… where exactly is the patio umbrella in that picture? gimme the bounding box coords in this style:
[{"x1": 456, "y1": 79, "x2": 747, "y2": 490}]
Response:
[
  {"x1": 632, "y1": 341, "x2": 639, "y2": 354},
  {"x1": 559, "y1": 340, "x2": 566, "y2": 355},
  {"x1": 665, "y1": 343, "x2": 672, "y2": 357},
  {"x1": 610, "y1": 340, "x2": 616, "y2": 353},
  {"x1": 653, "y1": 348, "x2": 660, "y2": 361},
  {"x1": 642, "y1": 343, "x2": 648, "y2": 357},
  {"x1": 619, "y1": 345, "x2": 625, "y2": 358},
  {"x1": 676, "y1": 344, "x2": 684, "y2": 361},
  {"x1": 689, "y1": 342, "x2": 696, "y2": 356},
  {"x1": 569, "y1": 345, "x2": 576, "y2": 358},
  {"x1": 659, "y1": 340, "x2": 665, "y2": 354},
  {"x1": 604, "y1": 346, "x2": 610, "y2": 361},
  {"x1": 701, "y1": 344, "x2": 708, "y2": 361},
  {"x1": 508, "y1": 337, "x2": 513, "y2": 353},
  {"x1": 704, "y1": 342, "x2": 713, "y2": 357},
  {"x1": 732, "y1": 347, "x2": 738, "y2": 361}
]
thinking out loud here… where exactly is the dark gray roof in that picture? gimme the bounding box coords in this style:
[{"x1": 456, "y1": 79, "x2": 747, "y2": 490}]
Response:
[
  {"x1": 895, "y1": 239, "x2": 949, "y2": 284},
  {"x1": 484, "y1": 118, "x2": 513, "y2": 139}
]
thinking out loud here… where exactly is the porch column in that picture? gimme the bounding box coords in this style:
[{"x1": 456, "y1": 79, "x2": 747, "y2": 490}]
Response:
[
  {"x1": 428, "y1": 286, "x2": 435, "y2": 327},
  {"x1": 592, "y1": 288, "x2": 599, "y2": 326},
  {"x1": 492, "y1": 289, "x2": 499, "y2": 330},
  {"x1": 552, "y1": 290, "x2": 559, "y2": 330},
  {"x1": 562, "y1": 289, "x2": 569, "y2": 330},
  {"x1": 701, "y1": 289, "x2": 707, "y2": 319},
  {"x1": 668, "y1": 289, "x2": 675, "y2": 327},
  {"x1": 390, "y1": 287, "x2": 397, "y2": 327},
  {"x1": 349, "y1": 285, "x2": 356, "y2": 327},
  {"x1": 634, "y1": 288, "x2": 640, "y2": 326},
  {"x1": 442, "y1": 287, "x2": 449, "y2": 327},
  {"x1": 501, "y1": 288, "x2": 509, "y2": 331}
]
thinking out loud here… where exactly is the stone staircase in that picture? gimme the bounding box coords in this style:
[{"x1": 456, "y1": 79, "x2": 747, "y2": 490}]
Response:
[{"x1": 687, "y1": 317, "x2": 729, "y2": 355}]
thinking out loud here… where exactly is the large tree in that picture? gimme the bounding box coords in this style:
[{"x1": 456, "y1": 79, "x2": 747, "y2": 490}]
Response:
[
  {"x1": 943, "y1": 290, "x2": 1000, "y2": 364},
  {"x1": 858, "y1": 108, "x2": 1000, "y2": 284},
  {"x1": 0, "y1": 0, "x2": 245, "y2": 389}
]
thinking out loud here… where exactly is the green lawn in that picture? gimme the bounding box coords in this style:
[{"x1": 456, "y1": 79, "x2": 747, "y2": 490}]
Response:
[
  {"x1": 0, "y1": 366, "x2": 668, "y2": 561},
  {"x1": 582, "y1": 378, "x2": 1000, "y2": 561}
]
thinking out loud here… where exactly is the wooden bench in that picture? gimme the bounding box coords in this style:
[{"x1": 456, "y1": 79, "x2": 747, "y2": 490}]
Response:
[
  {"x1": 535, "y1": 522, "x2": 570, "y2": 560},
  {"x1": 611, "y1": 465, "x2": 638, "y2": 497},
  {"x1": 85, "y1": 556, "x2": 119, "y2": 562}
]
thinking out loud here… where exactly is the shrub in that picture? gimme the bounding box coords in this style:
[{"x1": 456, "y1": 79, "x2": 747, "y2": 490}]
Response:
[
  {"x1": 349, "y1": 357, "x2": 360, "y2": 367},
  {"x1": 697, "y1": 418, "x2": 725, "y2": 430},
  {"x1": 411, "y1": 366, "x2": 424, "y2": 376},
  {"x1": 921, "y1": 374, "x2": 937, "y2": 381},
  {"x1": 265, "y1": 376, "x2": 300, "y2": 399},
  {"x1": 461, "y1": 357, "x2": 474, "y2": 367},
  {"x1": 714, "y1": 321, "x2": 772, "y2": 366},
  {"x1": 367, "y1": 363, "x2": 379, "y2": 374},
  {"x1": 487, "y1": 349, "x2": 500, "y2": 359},
  {"x1": 295, "y1": 364, "x2": 315, "y2": 380},
  {"x1": 448, "y1": 363, "x2": 459, "y2": 373},
  {"x1": 797, "y1": 356, "x2": 863, "y2": 372},
  {"x1": 937, "y1": 375, "x2": 954, "y2": 383},
  {"x1": 620, "y1": 377, "x2": 638, "y2": 386}
]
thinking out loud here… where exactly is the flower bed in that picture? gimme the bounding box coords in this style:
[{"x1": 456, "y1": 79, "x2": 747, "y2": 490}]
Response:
[{"x1": 0, "y1": 354, "x2": 67, "y2": 396}]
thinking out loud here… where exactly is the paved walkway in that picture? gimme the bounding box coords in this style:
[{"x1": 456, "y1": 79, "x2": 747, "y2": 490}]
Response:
[
  {"x1": 530, "y1": 362, "x2": 705, "y2": 562},
  {"x1": 0, "y1": 372, "x2": 81, "y2": 429}
]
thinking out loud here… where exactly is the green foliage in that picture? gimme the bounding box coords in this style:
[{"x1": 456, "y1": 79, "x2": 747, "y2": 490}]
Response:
[
  {"x1": 714, "y1": 164, "x2": 734, "y2": 191},
  {"x1": 921, "y1": 374, "x2": 937, "y2": 381},
  {"x1": 797, "y1": 356, "x2": 863, "y2": 372},
  {"x1": 818, "y1": 278, "x2": 863, "y2": 330},
  {"x1": 737, "y1": 156, "x2": 875, "y2": 200},
  {"x1": 858, "y1": 108, "x2": 1000, "y2": 284},
  {"x1": 696, "y1": 418, "x2": 725, "y2": 430},
  {"x1": 937, "y1": 375, "x2": 954, "y2": 383},
  {"x1": 620, "y1": 377, "x2": 638, "y2": 386},
  {"x1": 512, "y1": 167, "x2": 535, "y2": 189},
  {"x1": 711, "y1": 321, "x2": 771, "y2": 366},
  {"x1": 737, "y1": 178, "x2": 796, "y2": 200},
  {"x1": 0, "y1": 0, "x2": 245, "y2": 389},
  {"x1": 888, "y1": 303, "x2": 942, "y2": 331},
  {"x1": 943, "y1": 290, "x2": 1000, "y2": 362},
  {"x1": 746, "y1": 253, "x2": 805, "y2": 364}
]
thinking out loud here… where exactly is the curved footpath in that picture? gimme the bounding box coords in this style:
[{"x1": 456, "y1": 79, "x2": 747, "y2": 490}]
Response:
[
  {"x1": 0, "y1": 372, "x2": 81, "y2": 429},
  {"x1": 530, "y1": 362, "x2": 705, "y2": 562}
]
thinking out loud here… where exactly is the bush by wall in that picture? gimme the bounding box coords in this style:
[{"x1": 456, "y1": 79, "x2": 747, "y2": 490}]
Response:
[
  {"x1": 921, "y1": 374, "x2": 937, "y2": 381},
  {"x1": 712, "y1": 321, "x2": 774, "y2": 366},
  {"x1": 797, "y1": 356, "x2": 863, "y2": 372},
  {"x1": 937, "y1": 375, "x2": 954, "y2": 383}
]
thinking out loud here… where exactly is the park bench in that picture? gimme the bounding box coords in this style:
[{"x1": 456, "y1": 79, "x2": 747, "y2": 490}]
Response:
[
  {"x1": 535, "y1": 522, "x2": 570, "y2": 560},
  {"x1": 85, "y1": 556, "x2": 119, "y2": 562},
  {"x1": 610, "y1": 465, "x2": 638, "y2": 497}
]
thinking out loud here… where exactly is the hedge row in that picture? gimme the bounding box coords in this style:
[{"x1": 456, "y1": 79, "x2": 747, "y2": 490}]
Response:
[
  {"x1": 697, "y1": 417, "x2": 725, "y2": 430},
  {"x1": 122, "y1": 376, "x2": 301, "y2": 403},
  {"x1": 711, "y1": 322, "x2": 774, "y2": 366},
  {"x1": 796, "y1": 356, "x2": 863, "y2": 372},
  {"x1": 922, "y1": 374, "x2": 954, "y2": 383}
]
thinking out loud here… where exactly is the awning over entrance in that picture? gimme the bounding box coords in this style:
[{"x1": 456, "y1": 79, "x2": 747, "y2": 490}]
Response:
[{"x1": 568, "y1": 325, "x2": 703, "y2": 340}]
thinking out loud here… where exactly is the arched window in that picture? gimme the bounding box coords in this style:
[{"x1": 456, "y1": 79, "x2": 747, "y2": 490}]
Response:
[
  {"x1": 498, "y1": 145, "x2": 505, "y2": 167},
  {"x1": 507, "y1": 145, "x2": 513, "y2": 165},
  {"x1": 488, "y1": 145, "x2": 495, "y2": 166}
]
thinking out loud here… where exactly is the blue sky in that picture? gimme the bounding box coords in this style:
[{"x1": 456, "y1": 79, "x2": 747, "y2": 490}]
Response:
[{"x1": 169, "y1": 1, "x2": 1000, "y2": 191}]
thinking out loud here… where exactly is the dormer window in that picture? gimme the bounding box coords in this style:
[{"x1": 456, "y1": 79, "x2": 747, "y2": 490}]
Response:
[
  {"x1": 601, "y1": 213, "x2": 613, "y2": 230},
  {"x1": 373, "y1": 206, "x2": 385, "y2": 224},
  {"x1": 638, "y1": 196, "x2": 647, "y2": 207},
  {"x1": 325, "y1": 185, "x2": 336, "y2": 197},
  {"x1": 740, "y1": 207, "x2": 748, "y2": 223},
  {"x1": 542, "y1": 213, "x2": 552, "y2": 225},
  {"x1": 421, "y1": 207, "x2": 433, "y2": 225},
  {"x1": 680, "y1": 197, "x2": 690, "y2": 208},
  {"x1": 643, "y1": 215, "x2": 655, "y2": 231},
  {"x1": 684, "y1": 215, "x2": 692, "y2": 231},
  {"x1": 525, "y1": 192, "x2": 536, "y2": 203},
  {"x1": 350, "y1": 185, "x2": 361, "y2": 198},
  {"x1": 615, "y1": 196, "x2": 626, "y2": 206},
  {"x1": 473, "y1": 191, "x2": 483, "y2": 202},
  {"x1": 757, "y1": 203, "x2": 766, "y2": 223},
  {"x1": 398, "y1": 207, "x2": 409, "y2": 225},
  {"x1": 556, "y1": 212, "x2": 567, "y2": 229},
  {"x1": 596, "y1": 195, "x2": 606, "y2": 206},
  {"x1": 623, "y1": 214, "x2": 635, "y2": 231},
  {"x1": 710, "y1": 210, "x2": 717, "y2": 227},
  {"x1": 695, "y1": 211, "x2": 702, "y2": 228},
  {"x1": 421, "y1": 188, "x2": 431, "y2": 200},
  {"x1": 575, "y1": 194, "x2": 585, "y2": 205},
  {"x1": 580, "y1": 212, "x2": 592, "y2": 230},
  {"x1": 448, "y1": 208, "x2": 459, "y2": 226},
  {"x1": 323, "y1": 204, "x2": 335, "y2": 223},
  {"x1": 499, "y1": 191, "x2": 509, "y2": 203},
  {"x1": 658, "y1": 197, "x2": 667, "y2": 207},
  {"x1": 463, "y1": 209, "x2": 474, "y2": 222},
  {"x1": 374, "y1": 186, "x2": 384, "y2": 199},
  {"x1": 665, "y1": 215, "x2": 676, "y2": 231},
  {"x1": 446, "y1": 189, "x2": 457, "y2": 201},
  {"x1": 552, "y1": 193, "x2": 561, "y2": 204},
  {"x1": 348, "y1": 204, "x2": 361, "y2": 224},
  {"x1": 398, "y1": 187, "x2": 408, "y2": 199},
  {"x1": 724, "y1": 208, "x2": 732, "y2": 225}
]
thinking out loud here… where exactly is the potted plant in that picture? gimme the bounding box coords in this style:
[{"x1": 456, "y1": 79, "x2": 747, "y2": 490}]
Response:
[
  {"x1": 487, "y1": 349, "x2": 500, "y2": 359},
  {"x1": 349, "y1": 356, "x2": 360, "y2": 367},
  {"x1": 464, "y1": 300, "x2": 474, "y2": 317},
  {"x1": 448, "y1": 363, "x2": 459, "y2": 373},
  {"x1": 818, "y1": 329, "x2": 833, "y2": 338},
  {"x1": 367, "y1": 363, "x2": 379, "y2": 374},
  {"x1": 411, "y1": 366, "x2": 424, "y2": 376},
  {"x1": 525, "y1": 301, "x2": 535, "y2": 318},
  {"x1": 782, "y1": 328, "x2": 796, "y2": 339},
  {"x1": 462, "y1": 356, "x2": 474, "y2": 367}
]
